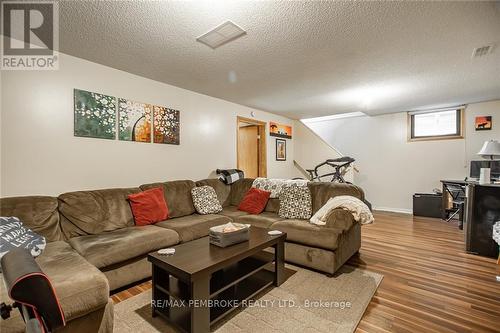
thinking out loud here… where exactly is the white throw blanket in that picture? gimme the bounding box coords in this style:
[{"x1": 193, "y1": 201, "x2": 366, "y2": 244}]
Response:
[
  {"x1": 493, "y1": 221, "x2": 500, "y2": 245},
  {"x1": 252, "y1": 178, "x2": 308, "y2": 198},
  {"x1": 310, "y1": 195, "x2": 374, "y2": 226}
]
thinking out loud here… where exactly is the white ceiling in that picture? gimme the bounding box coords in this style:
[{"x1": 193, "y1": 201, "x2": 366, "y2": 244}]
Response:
[{"x1": 59, "y1": 1, "x2": 500, "y2": 119}]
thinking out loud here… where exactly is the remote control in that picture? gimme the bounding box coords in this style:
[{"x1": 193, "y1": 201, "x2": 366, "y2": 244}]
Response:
[
  {"x1": 268, "y1": 230, "x2": 283, "y2": 236},
  {"x1": 158, "y1": 248, "x2": 175, "y2": 255}
]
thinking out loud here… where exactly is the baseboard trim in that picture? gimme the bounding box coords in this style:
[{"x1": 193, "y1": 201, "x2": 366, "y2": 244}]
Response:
[{"x1": 373, "y1": 207, "x2": 413, "y2": 215}]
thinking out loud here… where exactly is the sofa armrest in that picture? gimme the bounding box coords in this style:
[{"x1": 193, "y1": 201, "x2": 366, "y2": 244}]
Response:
[{"x1": 324, "y1": 208, "x2": 357, "y2": 231}]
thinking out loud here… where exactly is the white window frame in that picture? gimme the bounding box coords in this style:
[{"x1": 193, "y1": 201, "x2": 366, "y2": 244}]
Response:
[{"x1": 407, "y1": 107, "x2": 464, "y2": 142}]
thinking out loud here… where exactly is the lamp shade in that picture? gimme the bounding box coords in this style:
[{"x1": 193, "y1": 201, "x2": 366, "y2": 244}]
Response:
[{"x1": 478, "y1": 140, "x2": 500, "y2": 159}]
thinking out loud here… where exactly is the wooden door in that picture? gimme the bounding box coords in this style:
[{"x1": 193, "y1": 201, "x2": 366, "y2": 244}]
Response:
[{"x1": 238, "y1": 125, "x2": 259, "y2": 178}]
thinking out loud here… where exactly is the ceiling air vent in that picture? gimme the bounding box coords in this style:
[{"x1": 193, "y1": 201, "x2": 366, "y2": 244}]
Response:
[
  {"x1": 197, "y1": 21, "x2": 246, "y2": 49},
  {"x1": 472, "y1": 45, "x2": 493, "y2": 58}
]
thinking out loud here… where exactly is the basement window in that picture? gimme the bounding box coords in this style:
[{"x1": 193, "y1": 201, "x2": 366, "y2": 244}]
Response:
[{"x1": 408, "y1": 108, "x2": 464, "y2": 141}]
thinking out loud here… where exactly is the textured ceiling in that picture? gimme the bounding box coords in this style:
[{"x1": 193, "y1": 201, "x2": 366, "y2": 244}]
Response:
[{"x1": 59, "y1": 1, "x2": 500, "y2": 119}]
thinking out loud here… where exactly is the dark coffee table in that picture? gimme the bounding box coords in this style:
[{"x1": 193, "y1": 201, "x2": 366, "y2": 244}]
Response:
[{"x1": 147, "y1": 226, "x2": 286, "y2": 333}]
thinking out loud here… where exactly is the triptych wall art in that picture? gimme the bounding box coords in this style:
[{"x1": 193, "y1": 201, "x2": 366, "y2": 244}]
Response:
[
  {"x1": 74, "y1": 89, "x2": 180, "y2": 145},
  {"x1": 74, "y1": 90, "x2": 117, "y2": 139},
  {"x1": 153, "y1": 105, "x2": 180, "y2": 144},
  {"x1": 118, "y1": 99, "x2": 152, "y2": 142}
]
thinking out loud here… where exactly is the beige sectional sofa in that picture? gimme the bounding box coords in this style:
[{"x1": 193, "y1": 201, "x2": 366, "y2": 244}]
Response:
[{"x1": 0, "y1": 178, "x2": 364, "y2": 333}]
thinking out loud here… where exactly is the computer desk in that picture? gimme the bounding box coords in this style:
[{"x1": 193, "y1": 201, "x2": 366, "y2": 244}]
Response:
[{"x1": 441, "y1": 180, "x2": 500, "y2": 258}]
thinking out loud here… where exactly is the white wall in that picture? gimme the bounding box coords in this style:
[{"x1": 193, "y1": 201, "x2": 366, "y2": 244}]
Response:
[
  {"x1": 292, "y1": 120, "x2": 353, "y2": 182},
  {"x1": 306, "y1": 100, "x2": 500, "y2": 213},
  {"x1": 0, "y1": 53, "x2": 295, "y2": 197},
  {"x1": 463, "y1": 101, "x2": 500, "y2": 166}
]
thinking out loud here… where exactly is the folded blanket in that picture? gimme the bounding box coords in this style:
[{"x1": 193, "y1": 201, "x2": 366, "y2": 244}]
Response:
[
  {"x1": 216, "y1": 169, "x2": 244, "y2": 185},
  {"x1": 310, "y1": 195, "x2": 374, "y2": 226},
  {"x1": 252, "y1": 178, "x2": 308, "y2": 198}
]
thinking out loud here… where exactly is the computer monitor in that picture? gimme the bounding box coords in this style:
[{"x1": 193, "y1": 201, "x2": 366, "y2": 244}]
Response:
[{"x1": 470, "y1": 160, "x2": 500, "y2": 180}]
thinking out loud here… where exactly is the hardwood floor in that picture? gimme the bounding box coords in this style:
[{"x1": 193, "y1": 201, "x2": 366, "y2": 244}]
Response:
[
  {"x1": 353, "y1": 212, "x2": 500, "y2": 333},
  {"x1": 111, "y1": 211, "x2": 500, "y2": 332}
]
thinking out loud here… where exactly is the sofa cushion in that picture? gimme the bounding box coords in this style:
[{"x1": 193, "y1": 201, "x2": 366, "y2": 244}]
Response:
[
  {"x1": 229, "y1": 178, "x2": 254, "y2": 206},
  {"x1": 278, "y1": 184, "x2": 312, "y2": 219},
  {"x1": 68, "y1": 226, "x2": 179, "y2": 268},
  {"x1": 196, "y1": 179, "x2": 232, "y2": 207},
  {"x1": 140, "y1": 180, "x2": 196, "y2": 218},
  {"x1": 235, "y1": 212, "x2": 282, "y2": 229},
  {"x1": 218, "y1": 205, "x2": 249, "y2": 219},
  {"x1": 191, "y1": 186, "x2": 223, "y2": 215},
  {"x1": 155, "y1": 214, "x2": 231, "y2": 242},
  {"x1": 58, "y1": 187, "x2": 140, "y2": 238},
  {"x1": 271, "y1": 219, "x2": 342, "y2": 251},
  {"x1": 128, "y1": 187, "x2": 169, "y2": 226},
  {"x1": 36, "y1": 241, "x2": 109, "y2": 321},
  {"x1": 0, "y1": 196, "x2": 62, "y2": 242},
  {"x1": 264, "y1": 198, "x2": 280, "y2": 213},
  {"x1": 308, "y1": 182, "x2": 364, "y2": 214}
]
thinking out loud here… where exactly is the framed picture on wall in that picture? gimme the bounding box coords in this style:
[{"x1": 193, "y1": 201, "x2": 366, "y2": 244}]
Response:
[
  {"x1": 475, "y1": 116, "x2": 492, "y2": 131},
  {"x1": 276, "y1": 139, "x2": 286, "y2": 161},
  {"x1": 269, "y1": 122, "x2": 292, "y2": 139}
]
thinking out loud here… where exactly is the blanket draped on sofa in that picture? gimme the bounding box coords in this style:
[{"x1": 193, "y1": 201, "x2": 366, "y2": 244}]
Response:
[
  {"x1": 310, "y1": 195, "x2": 374, "y2": 226},
  {"x1": 252, "y1": 178, "x2": 308, "y2": 198}
]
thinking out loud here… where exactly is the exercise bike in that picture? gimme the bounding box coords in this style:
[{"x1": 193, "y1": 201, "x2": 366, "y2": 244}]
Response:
[
  {"x1": 296, "y1": 157, "x2": 372, "y2": 210},
  {"x1": 303, "y1": 156, "x2": 356, "y2": 183}
]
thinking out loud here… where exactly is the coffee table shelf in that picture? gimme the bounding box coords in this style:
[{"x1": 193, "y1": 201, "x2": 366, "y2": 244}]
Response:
[
  {"x1": 210, "y1": 251, "x2": 273, "y2": 297},
  {"x1": 154, "y1": 251, "x2": 274, "y2": 301},
  {"x1": 210, "y1": 268, "x2": 274, "y2": 325},
  {"x1": 148, "y1": 227, "x2": 286, "y2": 333}
]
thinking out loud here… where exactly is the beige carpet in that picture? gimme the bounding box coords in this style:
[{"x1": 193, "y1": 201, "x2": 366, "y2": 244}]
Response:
[{"x1": 114, "y1": 265, "x2": 382, "y2": 333}]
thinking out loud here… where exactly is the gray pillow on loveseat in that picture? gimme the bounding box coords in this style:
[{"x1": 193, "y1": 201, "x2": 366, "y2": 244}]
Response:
[{"x1": 0, "y1": 216, "x2": 46, "y2": 260}]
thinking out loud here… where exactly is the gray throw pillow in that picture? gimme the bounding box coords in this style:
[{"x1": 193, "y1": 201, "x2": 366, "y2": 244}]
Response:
[
  {"x1": 191, "y1": 186, "x2": 223, "y2": 215},
  {"x1": 278, "y1": 184, "x2": 312, "y2": 219},
  {"x1": 0, "y1": 216, "x2": 46, "y2": 260}
]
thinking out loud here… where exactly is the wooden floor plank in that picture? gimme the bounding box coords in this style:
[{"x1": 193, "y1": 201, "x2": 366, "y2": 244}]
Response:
[{"x1": 111, "y1": 211, "x2": 500, "y2": 332}]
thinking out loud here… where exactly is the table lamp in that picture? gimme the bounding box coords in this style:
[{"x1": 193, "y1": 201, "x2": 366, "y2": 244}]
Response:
[{"x1": 477, "y1": 140, "x2": 500, "y2": 184}]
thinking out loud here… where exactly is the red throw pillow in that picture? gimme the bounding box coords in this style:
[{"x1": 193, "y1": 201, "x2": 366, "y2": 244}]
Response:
[
  {"x1": 238, "y1": 188, "x2": 271, "y2": 214},
  {"x1": 128, "y1": 187, "x2": 168, "y2": 226}
]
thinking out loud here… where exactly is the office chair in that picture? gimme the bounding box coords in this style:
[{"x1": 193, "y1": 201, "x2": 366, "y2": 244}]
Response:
[{"x1": 443, "y1": 182, "x2": 466, "y2": 229}]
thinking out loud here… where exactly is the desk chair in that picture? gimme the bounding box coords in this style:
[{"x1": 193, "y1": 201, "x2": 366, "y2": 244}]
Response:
[{"x1": 443, "y1": 182, "x2": 466, "y2": 229}]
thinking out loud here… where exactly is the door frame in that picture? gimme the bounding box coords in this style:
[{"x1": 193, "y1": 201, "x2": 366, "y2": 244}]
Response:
[{"x1": 237, "y1": 116, "x2": 267, "y2": 178}]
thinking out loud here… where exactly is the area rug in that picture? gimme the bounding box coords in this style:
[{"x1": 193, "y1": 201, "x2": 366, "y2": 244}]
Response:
[{"x1": 114, "y1": 265, "x2": 382, "y2": 333}]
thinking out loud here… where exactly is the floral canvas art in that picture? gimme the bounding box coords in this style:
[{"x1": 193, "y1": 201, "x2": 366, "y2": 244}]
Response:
[
  {"x1": 153, "y1": 106, "x2": 180, "y2": 145},
  {"x1": 118, "y1": 98, "x2": 152, "y2": 142},
  {"x1": 74, "y1": 89, "x2": 116, "y2": 139}
]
